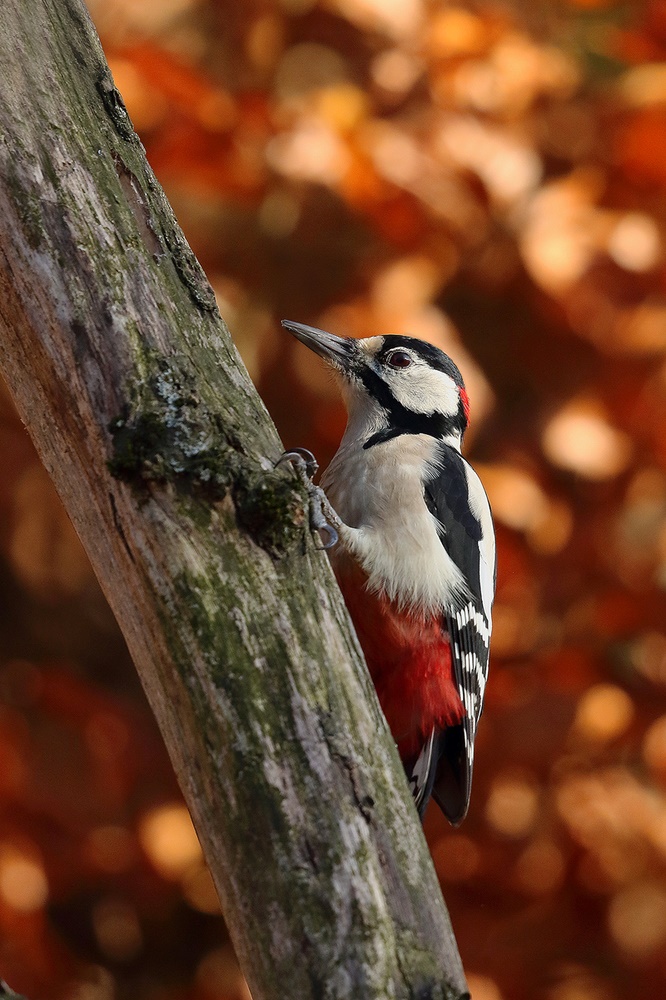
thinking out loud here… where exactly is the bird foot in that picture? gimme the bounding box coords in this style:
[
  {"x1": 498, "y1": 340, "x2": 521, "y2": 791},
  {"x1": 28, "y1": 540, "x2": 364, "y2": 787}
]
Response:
[{"x1": 276, "y1": 449, "x2": 340, "y2": 549}]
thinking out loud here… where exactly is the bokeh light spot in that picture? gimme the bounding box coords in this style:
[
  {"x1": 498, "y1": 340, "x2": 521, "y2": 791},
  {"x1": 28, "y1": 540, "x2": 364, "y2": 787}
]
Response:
[
  {"x1": 520, "y1": 172, "x2": 602, "y2": 292},
  {"x1": 427, "y1": 8, "x2": 487, "y2": 58},
  {"x1": 643, "y1": 716, "x2": 666, "y2": 775},
  {"x1": 92, "y1": 897, "x2": 143, "y2": 963},
  {"x1": 607, "y1": 881, "x2": 666, "y2": 956},
  {"x1": 371, "y1": 49, "x2": 423, "y2": 94},
  {"x1": 329, "y1": 0, "x2": 424, "y2": 39},
  {"x1": 182, "y1": 862, "x2": 221, "y2": 914},
  {"x1": 619, "y1": 63, "x2": 666, "y2": 107},
  {"x1": 466, "y1": 973, "x2": 504, "y2": 1000},
  {"x1": 607, "y1": 213, "x2": 660, "y2": 272},
  {"x1": 543, "y1": 401, "x2": 632, "y2": 480},
  {"x1": 514, "y1": 840, "x2": 566, "y2": 895},
  {"x1": 574, "y1": 684, "x2": 634, "y2": 743},
  {"x1": 197, "y1": 945, "x2": 252, "y2": 1000},
  {"x1": 266, "y1": 119, "x2": 350, "y2": 185},
  {"x1": 0, "y1": 851, "x2": 48, "y2": 912},
  {"x1": 138, "y1": 803, "x2": 202, "y2": 879},
  {"x1": 546, "y1": 964, "x2": 614, "y2": 1000},
  {"x1": 485, "y1": 772, "x2": 539, "y2": 838}
]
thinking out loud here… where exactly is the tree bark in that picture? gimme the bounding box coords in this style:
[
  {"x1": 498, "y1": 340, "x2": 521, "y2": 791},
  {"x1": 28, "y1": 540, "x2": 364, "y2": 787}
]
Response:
[{"x1": 0, "y1": 2, "x2": 469, "y2": 998}]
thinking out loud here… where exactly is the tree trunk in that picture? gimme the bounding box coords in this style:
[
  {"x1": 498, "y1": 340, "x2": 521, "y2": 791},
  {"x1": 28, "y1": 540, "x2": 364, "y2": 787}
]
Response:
[{"x1": 0, "y1": 2, "x2": 469, "y2": 998}]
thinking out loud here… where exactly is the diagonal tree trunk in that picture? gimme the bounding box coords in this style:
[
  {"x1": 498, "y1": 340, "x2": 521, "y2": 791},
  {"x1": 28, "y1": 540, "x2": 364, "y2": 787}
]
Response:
[{"x1": 0, "y1": 2, "x2": 469, "y2": 998}]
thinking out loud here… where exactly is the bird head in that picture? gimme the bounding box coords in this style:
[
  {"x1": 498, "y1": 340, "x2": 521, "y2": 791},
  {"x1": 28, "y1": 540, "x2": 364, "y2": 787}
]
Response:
[{"x1": 282, "y1": 320, "x2": 469, "y2": 451}]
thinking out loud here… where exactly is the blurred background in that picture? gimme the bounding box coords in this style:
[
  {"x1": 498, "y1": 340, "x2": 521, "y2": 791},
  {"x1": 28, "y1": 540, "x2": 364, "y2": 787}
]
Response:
[{"x1": 2, "y1": 0, "x2": 666, "y2": 997}]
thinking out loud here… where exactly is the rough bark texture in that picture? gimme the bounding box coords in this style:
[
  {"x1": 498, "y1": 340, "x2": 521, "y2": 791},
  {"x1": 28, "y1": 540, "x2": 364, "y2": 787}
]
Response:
[{"x1": 0, "y1": 2, "x2": 469, "y2": 998}]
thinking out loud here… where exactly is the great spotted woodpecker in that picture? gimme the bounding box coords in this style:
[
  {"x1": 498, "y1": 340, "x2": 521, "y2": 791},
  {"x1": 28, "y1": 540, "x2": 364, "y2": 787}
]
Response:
[{"x1": 282, "y1": 320, "x2": 496, "y2": 825}]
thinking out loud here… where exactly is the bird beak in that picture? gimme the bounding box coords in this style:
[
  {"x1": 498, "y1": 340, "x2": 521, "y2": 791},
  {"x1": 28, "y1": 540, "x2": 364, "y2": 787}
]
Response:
[{"x1": 281, "y1": 320, "x2": 353, "y2": 371}]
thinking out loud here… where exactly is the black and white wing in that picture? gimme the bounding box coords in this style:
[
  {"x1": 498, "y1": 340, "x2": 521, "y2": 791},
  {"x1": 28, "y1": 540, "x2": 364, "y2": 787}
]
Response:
[{"x1": 423, "y1": 444, "x2": 496, "y2": 824}]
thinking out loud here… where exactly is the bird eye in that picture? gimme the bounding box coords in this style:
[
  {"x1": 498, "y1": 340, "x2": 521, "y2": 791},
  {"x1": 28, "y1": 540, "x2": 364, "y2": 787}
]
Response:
[{"x1": 386, "y1": 349, "x2": 413, "y2": 369}]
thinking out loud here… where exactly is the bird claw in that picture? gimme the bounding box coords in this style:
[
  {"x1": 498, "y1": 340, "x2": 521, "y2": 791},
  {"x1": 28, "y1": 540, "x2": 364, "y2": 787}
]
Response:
[
  {"x1": 308, "y1": 488, "x2": 339, "y2": 549},
  {"x1": 275, "y1": 448, "x2": 319, "y2": 480},
  {"x1": 276, "y1": 449, "x2": 340, "y2": 549}
]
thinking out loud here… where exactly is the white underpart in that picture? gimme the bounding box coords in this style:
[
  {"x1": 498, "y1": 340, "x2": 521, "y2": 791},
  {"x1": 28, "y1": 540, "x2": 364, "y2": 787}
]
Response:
[{"x1": 322, "y1": 431, "x2": 468, "y2": 615}]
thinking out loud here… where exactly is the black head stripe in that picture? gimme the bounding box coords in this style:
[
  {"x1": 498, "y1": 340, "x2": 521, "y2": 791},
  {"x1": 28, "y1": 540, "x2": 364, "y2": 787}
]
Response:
[
  {"x1": 363, "y1": 426, "x2": 405, "y2": 449},
  {"x1": 360, "y1": 364, "x2": 460, "y2": 449},
  {"x1": 354, "y1": 335, "x2": 468, "y2": 448}
]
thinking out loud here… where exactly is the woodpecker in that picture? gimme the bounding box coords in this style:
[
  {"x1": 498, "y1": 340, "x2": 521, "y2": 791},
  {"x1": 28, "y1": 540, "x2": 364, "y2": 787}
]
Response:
[{"x1": 282, "y1": 320, "x2": 496, "y2": 825}]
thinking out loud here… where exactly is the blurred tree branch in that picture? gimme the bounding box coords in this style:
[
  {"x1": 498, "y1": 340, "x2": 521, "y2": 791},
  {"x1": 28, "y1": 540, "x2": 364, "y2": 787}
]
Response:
[
  {"x1": 0, "y1": 1, "x2": 468, "y2": 998},
  {"x1": 0, "y1": 982, "x2": 28, "y2": 1000}
]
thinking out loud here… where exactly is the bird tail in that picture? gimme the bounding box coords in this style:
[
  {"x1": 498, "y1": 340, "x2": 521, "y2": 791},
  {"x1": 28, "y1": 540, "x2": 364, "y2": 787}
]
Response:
[{"x1": 405, "y1": 724, "x2": 471, "y2": 825}]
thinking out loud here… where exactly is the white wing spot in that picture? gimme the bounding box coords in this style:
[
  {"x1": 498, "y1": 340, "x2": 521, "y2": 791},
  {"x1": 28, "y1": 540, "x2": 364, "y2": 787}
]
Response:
[{"x1": 410, "y1": 729, "x2": 436, "y2": 808}]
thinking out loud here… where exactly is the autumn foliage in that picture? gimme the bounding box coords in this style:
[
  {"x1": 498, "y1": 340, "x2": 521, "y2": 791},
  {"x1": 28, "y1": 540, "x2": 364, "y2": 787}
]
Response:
[{"x1": 2, "y1": 1, "x2": 666, "y2": 999}]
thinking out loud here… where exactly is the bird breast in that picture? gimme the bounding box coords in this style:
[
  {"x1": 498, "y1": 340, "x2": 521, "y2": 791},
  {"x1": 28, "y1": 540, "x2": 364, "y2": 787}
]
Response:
[{"x1": 321, "y1": 434, "x2": 468, "y2": 614}]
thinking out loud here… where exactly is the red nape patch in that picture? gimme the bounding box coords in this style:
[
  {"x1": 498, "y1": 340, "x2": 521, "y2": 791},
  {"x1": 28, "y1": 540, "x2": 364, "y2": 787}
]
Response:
[
  {"x1": 460, "y1": 387, "x2": 470, "y2": 424},
  {"x1": 333, "y1": 559, "x2": 464, "y2": 761}
]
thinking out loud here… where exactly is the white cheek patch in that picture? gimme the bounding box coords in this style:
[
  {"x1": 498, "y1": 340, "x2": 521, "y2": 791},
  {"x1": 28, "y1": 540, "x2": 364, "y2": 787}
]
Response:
[{"x1": 386, "y1": 363, "x2": 460, "y2": 418}]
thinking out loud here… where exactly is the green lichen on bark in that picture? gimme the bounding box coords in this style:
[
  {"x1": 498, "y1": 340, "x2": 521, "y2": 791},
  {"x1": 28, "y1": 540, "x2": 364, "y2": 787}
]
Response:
[
  {"x1": 108, "y1": 351, "x2": 238, "y2": 491},
  {"x1": 158, "y1": 550, "x2": 463, "y2": 1000},
  {"x1": 161, "y1": 573, "x2": 407, "y2": 997},
  {"x1": 234, "y1": 466, "x2": 309, "y2": 558},
  {"x1": 108, "y1": 350, "x2": 307, "y2": 556},
  {"x1": 95, "y1": 65, "x2": 217, "y2": 312}
]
